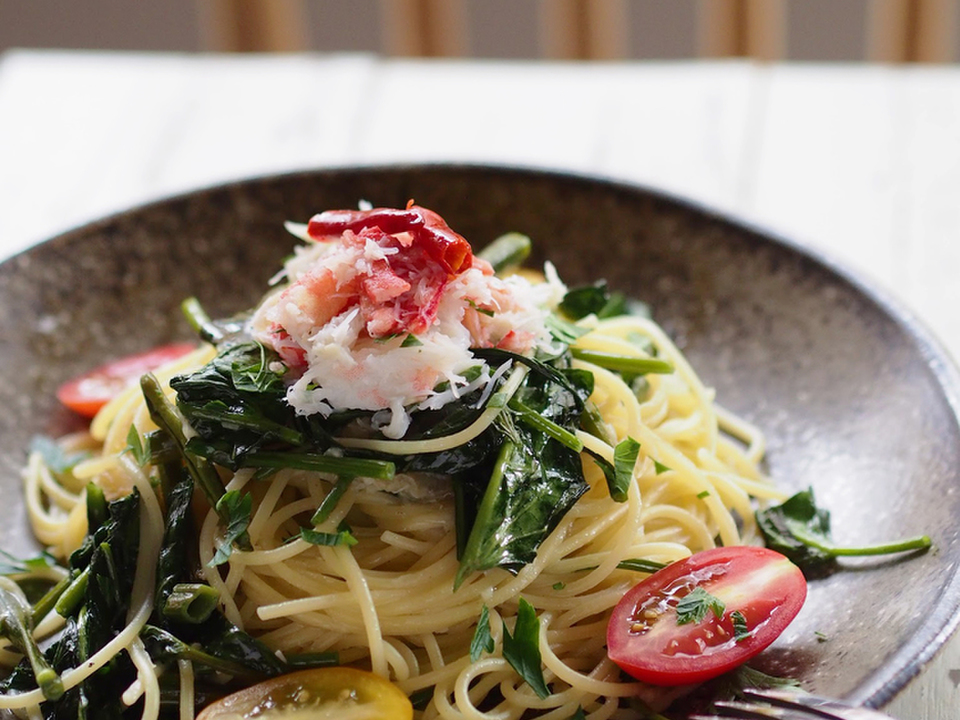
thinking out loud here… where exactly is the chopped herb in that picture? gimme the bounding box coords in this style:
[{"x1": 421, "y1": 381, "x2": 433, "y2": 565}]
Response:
[
  {"x1": 467, "y1": 299, "x2": 495, "y2": 317},
  {"x1": 756, "y1": 487, "x2": 932, "y2": 571},
  {"x1": 815, "y1": 630, "x2": 829, "y2": 643},
  {"x1": 300, "y1": 527, "x2": 358, "y2": 548},
  {"x1": 124, "y1": 425, "x2": 149, "y2": 467},
  {"x1": 502, "y1": 598, "x2": 550, "y2": 699},
  {"x1": 552, "y1": 581, "x2": 566, "y2": 591},
  {"x1": 697, "y1": 490, "x2": 710, "y2": 499},
  {"x1": 570, "y1": 707, "x2": 587, "y2": 720},
  {"x1": 470, "y1": 605, "x2": 495, "y2": 662},
  {"x1": 209, "y1": 491, "x2": 253, "y2": 567},
  {"x1": 401, "y1": 333, "x2": 424, "y2": 347},
  {"x1": 676, "y1": 587, "x2": 725, "y2": 625},
  {"x1": 656, "y1": 461, "x2": 673, "y2": 475},
  {"x1": 731, "y1": 610, "x2": 751, "y2": 641}
]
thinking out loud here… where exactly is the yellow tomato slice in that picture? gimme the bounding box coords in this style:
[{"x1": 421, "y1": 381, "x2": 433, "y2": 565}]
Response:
[{"x1": 195, "y1": 667, "x2": 413, "y2": 720}]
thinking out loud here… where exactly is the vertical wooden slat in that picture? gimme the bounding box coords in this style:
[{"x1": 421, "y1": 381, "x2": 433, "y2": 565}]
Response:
[
  {"x1": 381, "y1": 0, "x2": 469, "y2": 57},
  {"x1": 201, "y1": 0, "x2": 309, "y2": 52},
  {"x1": 697, "y1": 0, "x2": 785, "y2": 60},
  {"x1": 867, "y1": 0, "x2": 958, "y2": 62},
  {"x1": 913, "y1": 0, "x2": 957, "y2": 61},
  {"x1": 539, "y1": 0, "x2": 629, "y2": 60}
]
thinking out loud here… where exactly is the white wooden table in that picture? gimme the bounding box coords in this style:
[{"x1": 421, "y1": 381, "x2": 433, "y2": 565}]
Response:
[{"x1": 0, "y1": 49, "x2": 958, "y2": 719}]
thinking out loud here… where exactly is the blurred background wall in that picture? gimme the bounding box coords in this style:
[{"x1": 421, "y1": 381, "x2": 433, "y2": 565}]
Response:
[{"x1": 0, "y1": 0, "x2": 957, "y2": 62}]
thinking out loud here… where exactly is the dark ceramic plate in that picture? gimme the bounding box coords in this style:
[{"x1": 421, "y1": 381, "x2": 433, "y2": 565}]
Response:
[{"x1": 1, "y1": 165, "x2": 958, "y2": 710}]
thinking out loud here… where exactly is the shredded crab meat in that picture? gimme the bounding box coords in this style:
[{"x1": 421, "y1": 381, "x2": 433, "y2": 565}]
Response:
[{"x1": 249, "y1": 205, "x2": 565, "y2": 438}]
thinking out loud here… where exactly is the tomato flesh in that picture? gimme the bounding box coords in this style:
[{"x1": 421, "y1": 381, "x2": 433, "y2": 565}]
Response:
[
  {"x1": 607, "y1": 546, "x2": 806, "y2": 686},
  {"x1": 195, "y1": 667, "x2": 413, "y2": 720},
  {"x1": 56, "y1": 343, "x2": 197, "y2": 417}
]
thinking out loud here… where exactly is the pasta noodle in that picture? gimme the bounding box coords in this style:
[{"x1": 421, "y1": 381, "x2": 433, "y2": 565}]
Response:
[
  {"x1": 16, "y1": 312, "x2": 781, "y2": 719},
  {"x1": 6, "y1": 207, "x2": 787, "y2": 719}
]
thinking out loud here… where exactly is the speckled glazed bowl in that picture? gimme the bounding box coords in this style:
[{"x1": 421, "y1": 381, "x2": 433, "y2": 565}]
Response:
[{"x1": 1, "y1": 165, "x2": 958, "y2": 711}]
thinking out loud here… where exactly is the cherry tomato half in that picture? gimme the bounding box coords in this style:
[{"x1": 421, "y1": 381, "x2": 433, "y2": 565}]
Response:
[
  {"x1": 195, "y1": 667, "x2": 413, "y2": 720},
  {"x1": 56, "y1": 343, "x2": 197, "y2": 418},
  {"x1": 607, "y1": 546, "x2": 806, "y2": 686}
]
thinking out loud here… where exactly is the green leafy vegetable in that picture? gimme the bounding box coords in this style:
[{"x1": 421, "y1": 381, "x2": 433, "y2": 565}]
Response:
[
  {"x1": 0, "y1": 578, "x2": 64, "y2": 700},
  {"x1": 209, "y1": 491, "x2": 253, "y2": 567},
  {"x1": 455, "y1": 367, "x2": 589, "y2": 586},
  {"x1": 502, "y1": 598, "x2": 550, "y2": 699},
  {"x1": 756, "y1": 487, "x2": 932, "y2": 571},
  {"x1": 676, "y1": 587, "x2": 725, "y2": 625},
  {"x1": 470, "y1": 605, "x2": 494, "y2": 662},
  {"x1": 311, "y1": 476, "x2": 355, "y2": 525},
  {"x1": 559, "y1": 281, "x2": 628, "y2": 320}
]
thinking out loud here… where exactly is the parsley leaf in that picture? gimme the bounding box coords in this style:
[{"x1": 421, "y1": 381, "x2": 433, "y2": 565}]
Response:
[
  {"x1": 502, "y1": 598, "x2": 550, "y2": 699},
  {"x1": 675, "y1": 587, "x2": 725, "y2": 625},
  {"x1": 731, "y1": 610, "x2": 751, "y2": 642},
  {"x1": 209, "y1": 491, "x2": 253, "y2": 567},
  {"x1": 470, "y1": 605, "x2": 495, "y2": 662}
]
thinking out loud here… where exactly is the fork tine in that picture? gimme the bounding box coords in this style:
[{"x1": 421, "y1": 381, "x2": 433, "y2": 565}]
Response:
[
  {"x1": 742, "y1": 688, "x2": 895, "y2": 720},
  {"x1": 697, "y1": 698, "x2": 804, "y2": 719}
]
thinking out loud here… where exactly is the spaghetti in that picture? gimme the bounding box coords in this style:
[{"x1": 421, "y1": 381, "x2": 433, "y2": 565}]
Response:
[{"x1": 7, "y1": 206, "x2": 783, "y2": 720}]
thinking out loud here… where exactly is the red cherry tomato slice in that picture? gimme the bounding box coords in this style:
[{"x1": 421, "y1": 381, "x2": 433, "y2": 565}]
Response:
[
  {"x1": 607, "y1": 546, "x2": 806, "y2": 686},
  {"x1": 56, "y1": 343, "x2": 197, "y2": 418}
]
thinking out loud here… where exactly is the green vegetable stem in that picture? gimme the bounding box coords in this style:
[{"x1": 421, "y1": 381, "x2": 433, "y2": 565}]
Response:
[
  {"x1": 756, "y1": 487, "x2": 932, "y2": 571},
  {"x1": 0, "y1": 577, "x2": 65, "y2": 701}
]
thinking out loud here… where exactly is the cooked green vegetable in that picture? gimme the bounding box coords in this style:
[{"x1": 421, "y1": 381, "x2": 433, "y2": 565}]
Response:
[
  {"x1": 470, "y1": 605, "x2": 494, "y2": 662},
  {"x1": 0, "y1": 578, "x2": 64, "y2": 701},
  {"x1": 756, "y1": 487, "x2": 932, "y2": 571},
  {"x1": 476, "y1": 232, "x2": 532, "y2": 275},
  {"x1": 502, "y1": 598, "x2": 550, "y2": 699},
  {"x1": 299, "y1": 527, "x2": 358, "y2": 547},
  {"x1": 162, "y1": 583, "x2": 219, "y2": 624},
  {"x1": 210, "y1": 491, "x2": 253, "y2": 567}
]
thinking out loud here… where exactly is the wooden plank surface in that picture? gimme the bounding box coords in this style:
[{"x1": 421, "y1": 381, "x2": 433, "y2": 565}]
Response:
[{"x1": 0, "y1": 49, "x2": 958, "y2": 718}]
